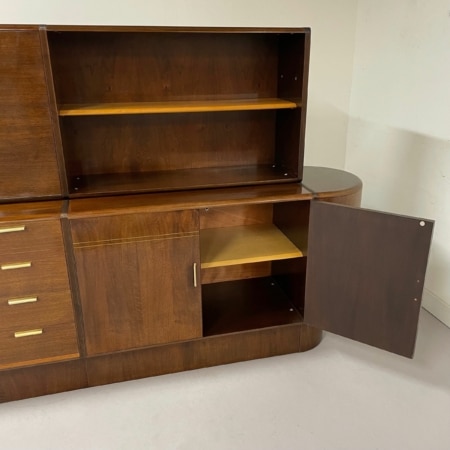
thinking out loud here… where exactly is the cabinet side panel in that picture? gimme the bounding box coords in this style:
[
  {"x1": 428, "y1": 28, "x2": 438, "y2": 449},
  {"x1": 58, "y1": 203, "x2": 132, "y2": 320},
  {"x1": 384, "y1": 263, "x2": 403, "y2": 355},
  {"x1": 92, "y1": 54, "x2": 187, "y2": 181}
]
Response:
[
  {"x1": 277, "y1": 32, "x2": 309, "y2": 179},
  {"x1": 0, "y1": 30, "x2": 61, "y2": 201}
]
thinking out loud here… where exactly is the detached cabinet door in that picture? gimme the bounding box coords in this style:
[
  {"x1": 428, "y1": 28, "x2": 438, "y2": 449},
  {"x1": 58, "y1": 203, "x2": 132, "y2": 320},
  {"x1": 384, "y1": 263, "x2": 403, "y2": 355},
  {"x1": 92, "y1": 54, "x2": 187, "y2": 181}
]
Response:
[
  {"x1": 305, "y1": 201, "x2": 433, "y2": 357},
  {"x1": 71, "y1": 210, "x2": 202, "y2": 356}
]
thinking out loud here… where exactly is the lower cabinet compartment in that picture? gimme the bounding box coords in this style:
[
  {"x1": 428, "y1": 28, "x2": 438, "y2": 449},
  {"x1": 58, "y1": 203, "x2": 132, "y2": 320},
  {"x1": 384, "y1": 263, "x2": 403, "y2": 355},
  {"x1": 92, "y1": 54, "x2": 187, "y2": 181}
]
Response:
[
  {"x1": 199, "y1": 201, "x2": 309, "y2": 337},
  {"x1": 202, "y1": 276, "x2": 303, "y2": 336}
]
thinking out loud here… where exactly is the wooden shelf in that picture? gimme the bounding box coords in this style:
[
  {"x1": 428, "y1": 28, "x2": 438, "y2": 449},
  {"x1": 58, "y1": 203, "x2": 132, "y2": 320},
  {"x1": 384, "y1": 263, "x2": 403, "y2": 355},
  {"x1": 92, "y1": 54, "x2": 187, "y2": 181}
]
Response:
[
  {"x1": 69, "y1": 166, "x2": 298, "y2": 197},
  {"x1": 202, "y1": 277, "x2": 302, "y2": 336},
  {"x1": 58, "y1": 98, "x2": 299, "y2": 116},
  {"x1": 200, "y1": 224, "x2": 303, "y2": 269}
]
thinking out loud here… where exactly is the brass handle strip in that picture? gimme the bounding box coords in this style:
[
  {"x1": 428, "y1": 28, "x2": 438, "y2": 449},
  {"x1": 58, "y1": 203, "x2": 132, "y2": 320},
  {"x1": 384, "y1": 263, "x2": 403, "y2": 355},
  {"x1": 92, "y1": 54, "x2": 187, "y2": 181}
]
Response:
[
  {"x1": 8, "y1": 296, "x2": 38, "y2": 306},
  {"x1": 14, "y1": 329, "x2": 43, "y2": 338},
  {"x1": 0, "y1": 226, "x2": 26, "y2": 234},
  {"x1": 1, "y1": 262, "x2": 32, "y2": 271},
  {"x1": 193, "y1": 262, "x2": 198, "y2": 288}
]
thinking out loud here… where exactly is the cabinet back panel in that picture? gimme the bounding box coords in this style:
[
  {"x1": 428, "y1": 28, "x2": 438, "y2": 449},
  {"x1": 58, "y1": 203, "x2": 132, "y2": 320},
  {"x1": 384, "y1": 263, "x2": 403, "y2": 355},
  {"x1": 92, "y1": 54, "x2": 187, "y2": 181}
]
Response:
[
  {"x1": 48, "y1": 32, "x2": 279, "y2": 104},
  {"x1": 199, "y1": 204, "x2": 273, "y2": 229},
  {"x1": 61, "y1": 111, "x2": 276, "y2": 177}
]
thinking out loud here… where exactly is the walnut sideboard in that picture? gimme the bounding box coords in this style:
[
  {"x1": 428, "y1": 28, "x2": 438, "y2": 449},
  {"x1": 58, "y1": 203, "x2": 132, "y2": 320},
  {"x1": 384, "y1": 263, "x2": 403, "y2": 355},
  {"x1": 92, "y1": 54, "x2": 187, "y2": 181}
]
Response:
[{"x1": 0, "y1": 25, "x2": 433, "y2": 402}]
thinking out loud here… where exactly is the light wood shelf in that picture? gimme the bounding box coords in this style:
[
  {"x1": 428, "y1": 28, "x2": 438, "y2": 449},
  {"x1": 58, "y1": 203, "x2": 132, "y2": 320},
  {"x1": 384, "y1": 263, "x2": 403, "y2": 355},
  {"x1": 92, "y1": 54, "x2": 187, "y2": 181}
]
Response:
[
  {"x1": 200, "y1": 224, "x2": 303, "y2": 269},
  {"x1": 58, "y1": 98, "x2": 299, "y2": 116}
]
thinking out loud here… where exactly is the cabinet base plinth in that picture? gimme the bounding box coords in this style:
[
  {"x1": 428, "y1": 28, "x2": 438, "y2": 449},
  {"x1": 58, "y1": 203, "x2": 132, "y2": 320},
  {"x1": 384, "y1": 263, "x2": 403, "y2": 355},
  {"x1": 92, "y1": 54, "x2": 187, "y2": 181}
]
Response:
[
  {"x1": 0, "y1": 360, "x2": 88, "y2": 403},
  {"x1": 0, "y1": 324, "x2": 322, "y2": 402}
]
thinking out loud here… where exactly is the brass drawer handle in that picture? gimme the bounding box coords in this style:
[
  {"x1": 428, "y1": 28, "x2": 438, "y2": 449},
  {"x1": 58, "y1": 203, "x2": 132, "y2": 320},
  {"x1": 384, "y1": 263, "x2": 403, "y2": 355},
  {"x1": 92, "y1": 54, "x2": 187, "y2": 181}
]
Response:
[
  {"x1": 14, "y1": 329, "x2": 43, "y2": 338},
  {"x1": 1, "y1": 262, "x2": 32, "y2": 271},
  {"x1": 0, "y1": 226, "x2": 26, "y2": 234},
  {"x1": 8, "y1": 296, "x2": 38, "y2": 306},
  {"x1": 193, "y1": 262, "x2": 198, "y2": 288}
]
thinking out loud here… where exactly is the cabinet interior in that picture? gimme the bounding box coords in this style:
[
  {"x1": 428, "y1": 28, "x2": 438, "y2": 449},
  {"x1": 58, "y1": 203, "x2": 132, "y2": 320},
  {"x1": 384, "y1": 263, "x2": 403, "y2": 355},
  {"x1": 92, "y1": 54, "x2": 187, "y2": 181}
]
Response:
[
  {"x1": 46, "y1": 30, "x2": 308, "y2": 196},
  {"x1": 199, "y1": 201, "x2": 309, "y2": 336}
]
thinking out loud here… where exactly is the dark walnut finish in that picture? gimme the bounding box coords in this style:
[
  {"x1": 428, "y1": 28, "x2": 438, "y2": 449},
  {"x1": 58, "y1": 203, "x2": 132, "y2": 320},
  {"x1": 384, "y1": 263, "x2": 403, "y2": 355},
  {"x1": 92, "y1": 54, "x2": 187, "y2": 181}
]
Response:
[
  {"x1": 0, "y1": 359, "x2": 87, "y2": 403},
  {"x1": 71, "y1": 210, "x2": 202, "y2": 355},
  {"x1": 0, "y1": 29, "x2": 61, "y2": 202},
  {"x1": 0, "y1": 25, "x2": 434, "y2": 403},
  {"x1": 0, "y1": 201, "x2": 79, "y2": 370},
  {"x1": 45, "y1": 28, "x2": 309, "y2": 195},
  {"x1": 305, "y1": 202, "x2": 433, "y2": 357}
]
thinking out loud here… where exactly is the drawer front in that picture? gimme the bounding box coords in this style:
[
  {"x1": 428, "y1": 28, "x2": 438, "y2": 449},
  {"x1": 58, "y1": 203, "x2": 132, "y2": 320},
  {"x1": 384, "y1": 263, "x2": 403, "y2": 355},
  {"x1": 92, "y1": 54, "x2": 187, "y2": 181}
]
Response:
[
  {"x1": 71, "y1": 209, "x2": 199, "y2": 244},
  {"x1": 0, "y1": 290, "x2": 75, "y2": 332},
  {"x1": 0, "y1": 251, "x2": 70, "y2": 296},
  {"x1": 0, "y1": 220, "x2": 65, "y2": 256},
  {"x1": 0, "y1": 322, "x2": 79, "y2": 369}
]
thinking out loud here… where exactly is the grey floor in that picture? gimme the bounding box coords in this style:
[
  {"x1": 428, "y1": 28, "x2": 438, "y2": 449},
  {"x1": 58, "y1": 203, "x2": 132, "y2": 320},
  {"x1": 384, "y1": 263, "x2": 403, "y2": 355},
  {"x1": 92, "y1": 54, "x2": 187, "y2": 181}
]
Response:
[{"x1": 1, "y1": 310, "x2": 449, "y2": 450}]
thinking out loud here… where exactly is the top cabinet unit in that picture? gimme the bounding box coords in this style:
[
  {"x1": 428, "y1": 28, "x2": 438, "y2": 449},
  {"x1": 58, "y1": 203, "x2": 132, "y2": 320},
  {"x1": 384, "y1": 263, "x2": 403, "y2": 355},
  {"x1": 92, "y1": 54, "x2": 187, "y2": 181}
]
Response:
[{"x1": 46, "y1": 27, "x2": 310, "y2": 196}]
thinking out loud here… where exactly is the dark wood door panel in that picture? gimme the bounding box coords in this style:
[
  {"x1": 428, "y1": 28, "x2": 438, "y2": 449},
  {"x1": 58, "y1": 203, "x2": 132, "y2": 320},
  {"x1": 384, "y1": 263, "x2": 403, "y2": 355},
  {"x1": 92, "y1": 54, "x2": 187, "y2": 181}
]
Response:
[
  {"x1": 305, "y1": 201, "x2": 433, "y2": 357},
  {"x1": 71, "y1": 210, "x2": 202, "y2": 355},
  {"x1": 75, "y1": 235, "x2": 202, "y2": 355},
  {"x1": 0, "y1": 30, "x2": 61, "y2": 200}
]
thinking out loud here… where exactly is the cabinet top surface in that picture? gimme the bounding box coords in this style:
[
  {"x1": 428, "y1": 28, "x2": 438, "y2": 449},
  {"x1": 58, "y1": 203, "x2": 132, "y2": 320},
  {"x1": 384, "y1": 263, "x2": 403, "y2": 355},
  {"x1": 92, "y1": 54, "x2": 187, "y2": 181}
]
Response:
[
  {"x1": 0, "y1": 200, "x2": 64, "y2": 222},
  {"x1": 67, "y1": 167, "x2": 363, "y2": 218},
  {"x1": 0, "y1": 25, "x2": 310, "y2": 34},
  {"x1": 302, "y1": 167, "x2": 362, "y2": 198},
  {"x1": 67, "y1": 183, "x2": 313, "y2": 218}
]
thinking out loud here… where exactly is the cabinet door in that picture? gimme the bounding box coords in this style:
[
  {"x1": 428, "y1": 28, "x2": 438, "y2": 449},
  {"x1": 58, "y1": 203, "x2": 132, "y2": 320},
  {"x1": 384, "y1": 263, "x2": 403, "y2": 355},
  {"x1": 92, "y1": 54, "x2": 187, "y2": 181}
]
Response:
[
  {"x1": 0, "y1": 29, "x2": 61, "y2": 201},
  {"x1": 304, "y1": 201, "x2": 433, "y2": 357},
  {"x1": 71, "y1": 210, "x2": 202, "y2": 355}
]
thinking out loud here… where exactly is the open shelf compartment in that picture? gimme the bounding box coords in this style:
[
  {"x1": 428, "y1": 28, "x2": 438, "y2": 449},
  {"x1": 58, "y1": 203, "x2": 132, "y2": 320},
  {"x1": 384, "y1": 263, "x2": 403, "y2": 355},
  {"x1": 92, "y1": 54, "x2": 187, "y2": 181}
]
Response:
[
  {"x1": 199, "y1": 201, "x2": 309, "y2": 335},
  {"x1": 202, "y1": 277, "x2": 303, "y2": 336},
  {"x1": 47, "y1": 28, "x2": 309, "y2": 196}
]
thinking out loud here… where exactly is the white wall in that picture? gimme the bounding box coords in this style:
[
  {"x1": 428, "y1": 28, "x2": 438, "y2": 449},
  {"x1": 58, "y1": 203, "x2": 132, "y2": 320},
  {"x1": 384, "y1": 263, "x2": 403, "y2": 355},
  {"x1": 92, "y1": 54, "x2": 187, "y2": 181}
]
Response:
[
  {"x1": 1, "y1": 0, "x2": 358, "y2": 168},
  {"x1": 346, "y1": 0, "x2": 450, "y2": 326}
]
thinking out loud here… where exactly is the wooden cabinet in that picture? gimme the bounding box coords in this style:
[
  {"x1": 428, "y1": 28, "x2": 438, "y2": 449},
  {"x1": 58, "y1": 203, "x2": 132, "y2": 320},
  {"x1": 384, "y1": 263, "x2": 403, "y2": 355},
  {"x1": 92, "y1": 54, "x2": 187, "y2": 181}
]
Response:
[
  {"x1": 70, "y1": 210, "x2": 202, "y2": 355},
  {"x1": 0, "y1": 26, "x2": 434, "y2": 402}
]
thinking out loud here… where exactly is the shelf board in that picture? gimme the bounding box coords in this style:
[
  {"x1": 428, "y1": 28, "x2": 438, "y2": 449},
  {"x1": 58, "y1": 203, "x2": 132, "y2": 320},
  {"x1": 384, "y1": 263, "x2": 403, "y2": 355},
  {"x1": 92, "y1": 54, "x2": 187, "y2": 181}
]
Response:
[
  {"x1": 69, "y1": 166, "x2": 298, "y2": 197},
  {"x1": 202, "y1": 277, "x2": 302, "y2": 336},
  {"x1": 200, "y1": 224, "x2": 303, "y2": 269},
  {"x1": 58, "y1": 98, "x2": 299, "y2": 116}
]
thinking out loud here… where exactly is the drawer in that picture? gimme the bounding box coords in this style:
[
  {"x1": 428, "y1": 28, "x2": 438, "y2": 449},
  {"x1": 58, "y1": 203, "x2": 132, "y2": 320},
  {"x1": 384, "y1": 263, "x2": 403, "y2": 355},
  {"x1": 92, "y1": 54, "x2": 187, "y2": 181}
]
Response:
[
  {"x1": 70, "y1": 209, "x2": 198, "y2": 244},
  {"x1": 0, "y1": 321, "x2": 79, "y2": 369},
  {"x1": 0, "y1": 290, "x2": 75, "y2": 332},
  {"x1": 0, "y1": 220, "x2": 65, "y2": 256},
  {"x1": 0, "y1": 251, "x2": 70, "y2": 296}
]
